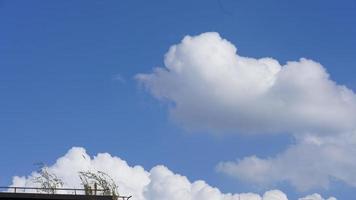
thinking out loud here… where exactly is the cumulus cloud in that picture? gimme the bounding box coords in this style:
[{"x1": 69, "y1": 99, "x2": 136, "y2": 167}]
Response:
[
  {"x1": 135, "y1": 32, "x2": 356, "y2": 191},
  {"x1": 11, "y1": 147, "x2": 149, "y2": 199},
  {"x1": 10, "y1": 147, "x2": 334, "y2": 200},
  {"x1": 136, "y1": 32, "x2": 356, "y2": 134}
]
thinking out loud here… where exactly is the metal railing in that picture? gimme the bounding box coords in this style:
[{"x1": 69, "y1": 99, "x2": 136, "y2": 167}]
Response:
[{"x1": 0, "y1": 186, "x2": 132, "y2": 200}]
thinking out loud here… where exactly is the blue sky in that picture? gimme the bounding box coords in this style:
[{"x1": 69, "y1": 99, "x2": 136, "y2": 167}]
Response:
[{"x1": 1, "y1": 0, "x2": 356, "y2": 199}]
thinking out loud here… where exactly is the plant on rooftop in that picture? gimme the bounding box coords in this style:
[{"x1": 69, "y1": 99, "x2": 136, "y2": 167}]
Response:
[
  {"x1": 78, "y1": 170, "x2": 119, "y2": 199},
  {"x1": 31, "y1": 163, "x2": 64, "y2": 194}
]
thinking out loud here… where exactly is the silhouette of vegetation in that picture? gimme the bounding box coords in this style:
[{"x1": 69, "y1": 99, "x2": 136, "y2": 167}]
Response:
[
  {"x1": 31, "y1": 163, "x2": 64, "y2": 194},
  {"x1": 29, "y1": 162, "x2": 123, "y2": 199},
  {"x1": 78, "y1": 170, "x2": 119, "y2": 198}
]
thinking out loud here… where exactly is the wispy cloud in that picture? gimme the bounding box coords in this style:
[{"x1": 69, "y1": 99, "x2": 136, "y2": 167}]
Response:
[{"x1": 112, "y1": 74, "x2": 126, "y2": 83}]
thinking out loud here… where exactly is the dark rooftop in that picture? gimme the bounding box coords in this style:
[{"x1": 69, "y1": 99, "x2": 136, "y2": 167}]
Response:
[
  {"x1": 0, "y1": 192, "x2": 113, "y2": 200},
  {"x1": 0, "y1": 187, "x2": 132, "y2": 200}
]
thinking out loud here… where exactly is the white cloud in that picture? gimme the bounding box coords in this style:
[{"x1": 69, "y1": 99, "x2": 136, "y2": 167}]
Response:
[
  {"x1": 135, "y1": 32, "x2": 356, "y2": 191},
  {"x1": 217, "y1": 132, "x2": 356, "y2": 191},
  {"x1": 11, "y1": 147, "x2": 149, "y2": 199},
  {"x1": 10, "y1": 147, "x2": 334, "y2": 200},
  {"x1": 136, "y1": 32, "x2": 356, "y2": 134}
]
